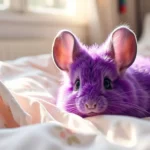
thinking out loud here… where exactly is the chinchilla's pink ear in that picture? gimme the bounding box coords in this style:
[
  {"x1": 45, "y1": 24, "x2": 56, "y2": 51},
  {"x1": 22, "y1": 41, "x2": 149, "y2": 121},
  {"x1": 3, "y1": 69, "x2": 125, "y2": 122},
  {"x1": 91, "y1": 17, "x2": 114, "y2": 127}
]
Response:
[
  {"x1": 106, "y1": 26, "x2": 137, "y2": 73},
  {"x1": 52, "y1": 30, "x2": 80, "y2": 71}
]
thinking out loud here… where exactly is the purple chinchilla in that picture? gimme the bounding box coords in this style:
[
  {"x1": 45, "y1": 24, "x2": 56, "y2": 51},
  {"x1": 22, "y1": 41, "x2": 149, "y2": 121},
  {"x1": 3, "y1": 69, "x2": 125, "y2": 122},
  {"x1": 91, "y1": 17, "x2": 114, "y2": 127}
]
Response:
[{"x1": 52, "y1": 25, "x2": 150, "y2": 118}]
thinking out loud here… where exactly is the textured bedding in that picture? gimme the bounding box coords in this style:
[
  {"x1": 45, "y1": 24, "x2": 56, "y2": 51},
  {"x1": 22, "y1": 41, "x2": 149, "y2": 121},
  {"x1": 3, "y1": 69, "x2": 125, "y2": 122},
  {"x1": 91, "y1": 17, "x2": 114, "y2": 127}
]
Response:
[{"x1": 0, "y1": 54, "x2": 149, "y2": 150}]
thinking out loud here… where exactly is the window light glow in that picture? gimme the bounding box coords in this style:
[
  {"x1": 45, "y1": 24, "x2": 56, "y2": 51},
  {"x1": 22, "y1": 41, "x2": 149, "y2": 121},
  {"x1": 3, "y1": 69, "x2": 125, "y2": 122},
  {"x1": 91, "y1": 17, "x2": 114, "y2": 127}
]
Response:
[{"x1": 28, "y1": 0, "x2": 76, "y2": 16}]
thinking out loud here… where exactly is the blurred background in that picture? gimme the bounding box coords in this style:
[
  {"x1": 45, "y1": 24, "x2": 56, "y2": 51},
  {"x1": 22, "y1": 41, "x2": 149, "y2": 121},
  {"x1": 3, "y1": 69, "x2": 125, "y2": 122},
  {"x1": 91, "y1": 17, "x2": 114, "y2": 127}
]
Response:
[{"x1": 0, "y1": 0, "x2": 149, "y2": 60}]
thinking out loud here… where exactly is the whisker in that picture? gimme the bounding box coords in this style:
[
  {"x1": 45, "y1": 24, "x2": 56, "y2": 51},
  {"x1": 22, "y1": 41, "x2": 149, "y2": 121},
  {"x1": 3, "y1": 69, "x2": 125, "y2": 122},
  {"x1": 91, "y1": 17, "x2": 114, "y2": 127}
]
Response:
[
  {"x1": 57, "y1": 103, "x2": 76, "y2": 106},
  {"x1": 118, "y1": 101, "x2": 148, "y2": 110},
  {"x1": 117, "y1": 94, "x2": 150, "y2": 99},
  {"x1": 118, "y1": 88, "x2": 147, "y2": 95},
  {"x1": 67, "y1": 108, "x2": 77, "y2": 113},
  {"x1": 110, "y1": 102, "x2": 150, "y2": 116},
  {"x1": 110, "y1": 92, "x2": 150, "y2": 102},
  {"x1": 109, "y1": 104, "x2": 146, "y2": 117},
  {"x1": 66, "y1": 106, "x2": 76, "y2": 109}
]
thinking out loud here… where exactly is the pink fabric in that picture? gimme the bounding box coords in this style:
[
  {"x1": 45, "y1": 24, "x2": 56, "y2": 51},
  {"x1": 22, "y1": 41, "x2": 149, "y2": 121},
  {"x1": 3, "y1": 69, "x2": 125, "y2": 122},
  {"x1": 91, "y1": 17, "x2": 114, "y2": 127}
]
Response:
[{"x1": 0, "y1": 54, "x2": 62, "y2": 127}]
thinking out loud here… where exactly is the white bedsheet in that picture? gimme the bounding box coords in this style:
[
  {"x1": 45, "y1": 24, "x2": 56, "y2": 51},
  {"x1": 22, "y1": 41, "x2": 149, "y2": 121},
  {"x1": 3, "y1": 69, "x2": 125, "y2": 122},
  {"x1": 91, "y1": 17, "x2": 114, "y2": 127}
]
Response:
[{"x1": 0, "y1": 54, "x2": 149, "y2": 150}]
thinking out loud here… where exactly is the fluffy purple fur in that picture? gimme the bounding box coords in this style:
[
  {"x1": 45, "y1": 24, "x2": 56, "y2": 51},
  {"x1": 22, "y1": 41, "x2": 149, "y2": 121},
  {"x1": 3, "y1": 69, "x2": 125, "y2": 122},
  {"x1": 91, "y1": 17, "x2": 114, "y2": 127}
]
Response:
[{"x1": 54, "y1": 26, "x2": 150, "y2": 118}]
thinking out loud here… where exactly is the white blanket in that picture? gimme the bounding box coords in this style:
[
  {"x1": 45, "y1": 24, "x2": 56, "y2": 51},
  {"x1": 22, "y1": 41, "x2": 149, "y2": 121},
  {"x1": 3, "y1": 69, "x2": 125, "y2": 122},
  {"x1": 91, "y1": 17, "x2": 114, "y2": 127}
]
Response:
[{"x1": 0, "y1": 53, "x2": 150, "y2": 150}]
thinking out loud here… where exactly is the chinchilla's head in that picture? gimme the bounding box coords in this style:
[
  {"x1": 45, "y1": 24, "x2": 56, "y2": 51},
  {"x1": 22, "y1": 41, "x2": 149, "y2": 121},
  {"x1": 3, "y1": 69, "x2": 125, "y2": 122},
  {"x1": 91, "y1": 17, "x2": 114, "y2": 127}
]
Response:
[{"x1": 52, "y1": 26, "x2": 138, "y2": 117}]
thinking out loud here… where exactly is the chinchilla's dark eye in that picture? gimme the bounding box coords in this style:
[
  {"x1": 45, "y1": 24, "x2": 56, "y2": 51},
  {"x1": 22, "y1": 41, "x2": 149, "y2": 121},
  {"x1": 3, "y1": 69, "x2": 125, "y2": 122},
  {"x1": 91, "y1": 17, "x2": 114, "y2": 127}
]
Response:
[
  {"x1": 104, "y1": 77, "x2": 112, "y2": 90},
  {"x1": 74, "y1": 79, "x2": 80, "y2": 91}
]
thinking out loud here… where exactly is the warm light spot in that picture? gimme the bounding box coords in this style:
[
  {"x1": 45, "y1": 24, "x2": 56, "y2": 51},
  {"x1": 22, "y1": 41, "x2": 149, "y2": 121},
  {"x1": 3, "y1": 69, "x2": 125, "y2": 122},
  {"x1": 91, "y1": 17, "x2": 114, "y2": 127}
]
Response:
[
  {"x1": 28, "y1": 0, "x2": 76, "y2": 16},
  {"x1": 0, "y1": 96, "x2": 19, "y2": 128},
  {"x1": 106, "y1": 121, "x2": 137, "y2": 147}
]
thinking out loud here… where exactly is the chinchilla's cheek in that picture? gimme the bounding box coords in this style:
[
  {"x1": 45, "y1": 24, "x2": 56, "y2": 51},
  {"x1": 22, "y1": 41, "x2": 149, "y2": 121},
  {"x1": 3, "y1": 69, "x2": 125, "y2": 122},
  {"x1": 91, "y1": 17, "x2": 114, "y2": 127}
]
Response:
[
  {"x1": 56, "y1": 91, "x2": 73, "y2": 110},
  {"x1": 97, "y1": 97, "x2": 108, "y2": 112},
  {"x1": 60, "y1": 93, "x2": 78, "y2": 110},
  {"x1": 75, "y1": 97, "x2": 87, "y2": 113}
]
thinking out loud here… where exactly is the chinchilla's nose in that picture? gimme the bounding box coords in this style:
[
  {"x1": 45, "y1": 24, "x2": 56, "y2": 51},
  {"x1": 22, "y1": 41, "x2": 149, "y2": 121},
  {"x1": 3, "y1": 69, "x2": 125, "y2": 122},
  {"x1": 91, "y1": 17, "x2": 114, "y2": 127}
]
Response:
[{"x1": 85, "y1": 102, "x2": 97, "y2": 110}]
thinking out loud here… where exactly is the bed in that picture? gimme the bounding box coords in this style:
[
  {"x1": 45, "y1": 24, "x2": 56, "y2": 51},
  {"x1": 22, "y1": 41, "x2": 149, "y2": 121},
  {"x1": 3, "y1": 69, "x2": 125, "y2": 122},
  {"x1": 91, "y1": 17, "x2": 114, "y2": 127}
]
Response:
[{"x1": 0, "y1": 12, "x2": 150, "y2": 150}]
